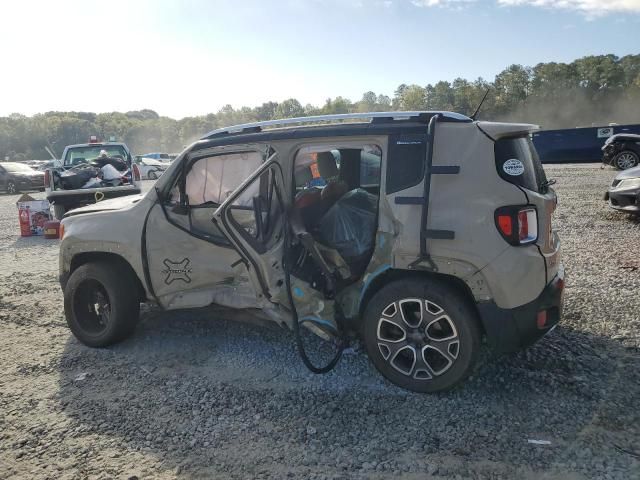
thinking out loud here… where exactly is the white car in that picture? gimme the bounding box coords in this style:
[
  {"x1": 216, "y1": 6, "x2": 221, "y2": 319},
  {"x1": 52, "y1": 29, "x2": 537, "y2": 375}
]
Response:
[{"x1": 134, "y1": 157, "x2": 167, "y2": 180}]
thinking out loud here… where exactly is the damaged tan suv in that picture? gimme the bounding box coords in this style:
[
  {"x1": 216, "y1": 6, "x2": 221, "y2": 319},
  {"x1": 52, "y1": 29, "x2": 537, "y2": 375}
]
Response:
[{"x1": 59, "y1": 112, "x2": 564, "y2": 392}]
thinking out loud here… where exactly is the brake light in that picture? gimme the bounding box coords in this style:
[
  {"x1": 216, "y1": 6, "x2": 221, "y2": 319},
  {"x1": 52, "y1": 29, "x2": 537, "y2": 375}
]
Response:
[
  {"x1": 59, "y1": 223, "x2": 65, "y2": 239},
  {"x1": 495, "y1": 206, "x2": 538, "y2": 245},
  {"x1": 132, "y1": 164, "x2": 141, "y2": 181},
  {"x1": 44, "y1": 169, "x2": 50, "y2": 187},
  {"x1": 497, "y1": 215, "x2": 513, "y2": 237}
]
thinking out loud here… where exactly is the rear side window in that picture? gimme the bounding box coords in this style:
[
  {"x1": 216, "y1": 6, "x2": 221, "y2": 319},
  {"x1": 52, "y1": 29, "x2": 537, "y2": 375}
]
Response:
[
  {"x1": 495, "y1": 136, "x2": 548, "y2": 193},
  {"x1": 386, "y1": 134, "x2": 427, "y2": 194}
]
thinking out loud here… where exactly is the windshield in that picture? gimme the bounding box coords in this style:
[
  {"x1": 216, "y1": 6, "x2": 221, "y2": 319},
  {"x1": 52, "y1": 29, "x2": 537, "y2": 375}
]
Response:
[
  {"x1": 2, "y1": 163, "x2": 35, "y2": 173},
  {"x1": 64, "y1": 145, "x2": 128, "y2": 166}
]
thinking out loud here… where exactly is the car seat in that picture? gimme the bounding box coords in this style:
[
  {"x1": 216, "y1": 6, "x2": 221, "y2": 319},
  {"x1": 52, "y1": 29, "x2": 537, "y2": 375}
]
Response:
[{"x1": 316, "y1": 152, "x2": 348, "y2": 208}]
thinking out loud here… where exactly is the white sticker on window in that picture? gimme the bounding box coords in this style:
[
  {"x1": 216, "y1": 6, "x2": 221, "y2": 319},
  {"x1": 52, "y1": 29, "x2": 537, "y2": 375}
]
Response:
[{"x1": 503, "y1": 158, "x2": 525, "y2": 176}]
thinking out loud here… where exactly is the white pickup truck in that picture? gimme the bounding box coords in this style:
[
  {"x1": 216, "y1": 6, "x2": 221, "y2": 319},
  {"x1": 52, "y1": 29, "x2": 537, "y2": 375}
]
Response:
[{"x1": 45, "y1": 140, "x2": 141, "y2": 219}]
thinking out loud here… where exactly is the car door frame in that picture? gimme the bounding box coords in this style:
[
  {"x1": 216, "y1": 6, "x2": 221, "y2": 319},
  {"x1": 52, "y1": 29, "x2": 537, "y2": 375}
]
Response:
[{"x1": 212, "y1": 150, "x2": 287, "y2": 301}]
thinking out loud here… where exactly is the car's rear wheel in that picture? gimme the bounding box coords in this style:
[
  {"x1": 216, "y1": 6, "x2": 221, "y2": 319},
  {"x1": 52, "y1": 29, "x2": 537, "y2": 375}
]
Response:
[
  {"x1": 614, "y1": 151, "x2": 639, "y2": 170},
  {"x1": 64, "y1": 261, "x2": 140, "y2": 347},
  {"x1": 363, "y1": 279, "x2": 481, "y2": 393},
  {"x1": 147, "y1": 170, "x2": 157, "y2": 180},
  {"x1": 7, "y1": 181, "x2": 17, "y2": 194}
]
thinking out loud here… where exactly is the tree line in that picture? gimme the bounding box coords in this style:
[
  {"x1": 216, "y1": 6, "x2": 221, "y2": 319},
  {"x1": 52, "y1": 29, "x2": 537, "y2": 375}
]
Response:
[{"x1": 1, "y1": 54, "x2": 639, "y2": 160}]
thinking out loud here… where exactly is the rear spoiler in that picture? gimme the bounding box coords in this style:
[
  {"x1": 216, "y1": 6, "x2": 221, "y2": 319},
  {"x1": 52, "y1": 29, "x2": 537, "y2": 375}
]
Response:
[{"x1": 476, "y1": 121, "x2": 540, "y2": 141}]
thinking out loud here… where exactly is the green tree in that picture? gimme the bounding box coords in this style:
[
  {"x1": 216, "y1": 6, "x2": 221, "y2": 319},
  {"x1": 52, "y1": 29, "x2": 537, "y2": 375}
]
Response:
[{"x1": 274, "y1": 99, "x2": 304, "y2": 119}]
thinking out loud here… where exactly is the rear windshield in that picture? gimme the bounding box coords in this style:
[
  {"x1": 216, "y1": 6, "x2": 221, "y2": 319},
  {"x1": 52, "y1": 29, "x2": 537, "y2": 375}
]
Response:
[
  {"x1": 495, "y1": 136, "x2": 548, "y2": 194},
  {"x1": 64, "y1": 145, "x2": 128, "y2": 166}
]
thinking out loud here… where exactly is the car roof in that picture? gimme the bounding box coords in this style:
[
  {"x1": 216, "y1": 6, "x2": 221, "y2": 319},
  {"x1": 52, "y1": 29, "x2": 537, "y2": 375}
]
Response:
[
  {"x1": 64, "y1": 142, "x2": 128, "y2": 149},
  {"x1": 201, "y1": 111, "x2": 472, "y2": 140},
  {"x1": 0, "y1": 162, "x2": 29, "y2": 167},
  {"x1": 610, "y1": 133, "x2": 640, "y2": 140}
]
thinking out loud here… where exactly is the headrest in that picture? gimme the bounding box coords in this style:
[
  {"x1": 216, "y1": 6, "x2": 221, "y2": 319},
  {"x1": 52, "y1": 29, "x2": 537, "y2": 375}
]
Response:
[
  {"x1": 294, "y1": 166, "x2": 313, "y2": 186},
  {"x1": 317, "y1": 151, "x2": 338, "y2": 179}
]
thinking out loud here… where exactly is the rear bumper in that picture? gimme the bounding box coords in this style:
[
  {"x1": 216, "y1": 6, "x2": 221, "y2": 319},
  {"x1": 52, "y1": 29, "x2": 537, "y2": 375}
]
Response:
[
  {"x1": 476, "y1": 265, "x2": 565, "y2": 353},
  {"x1": 47, "y1": 186, "x2": 141, "y2": 207}
]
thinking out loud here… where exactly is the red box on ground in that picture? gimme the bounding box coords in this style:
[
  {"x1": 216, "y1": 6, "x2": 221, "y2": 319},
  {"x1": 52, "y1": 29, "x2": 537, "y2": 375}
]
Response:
[{"x1": 16, "y1": 194, "x2": 51, "y2": 237}]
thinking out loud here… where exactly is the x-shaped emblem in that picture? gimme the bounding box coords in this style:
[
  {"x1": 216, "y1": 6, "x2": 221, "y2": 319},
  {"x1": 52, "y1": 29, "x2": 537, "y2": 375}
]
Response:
[{"x1": 162, "y1": 258, "x2": 193, "y2": 285}]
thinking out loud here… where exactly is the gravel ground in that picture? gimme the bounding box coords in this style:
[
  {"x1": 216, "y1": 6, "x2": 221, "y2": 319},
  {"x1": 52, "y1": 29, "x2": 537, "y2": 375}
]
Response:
[{"x1": 0, "y1": 168, "x2": 639, "y2": 480}]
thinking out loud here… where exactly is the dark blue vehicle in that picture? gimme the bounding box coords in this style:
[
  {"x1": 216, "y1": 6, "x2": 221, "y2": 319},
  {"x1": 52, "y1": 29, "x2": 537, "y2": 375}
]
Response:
[{"x1": 533, "y1": 123, "x2": 640, "y2": 163}]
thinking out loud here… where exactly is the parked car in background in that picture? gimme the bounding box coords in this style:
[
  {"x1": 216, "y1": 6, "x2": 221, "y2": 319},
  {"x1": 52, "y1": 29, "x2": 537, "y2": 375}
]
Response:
[
  {"x1": 604, "y1": 165, "x2": 640, "y2": 213},
  {"x1": 601, "y1": 134, "x2": 640, "y2": 170},
  {"x1": 45, "y1": 139, "x2": 140, "y2": 219},
  {"x1": 533, "y1": 123, "x2": 640, "y2": 164},
  {"x1": 133, "y1": 156, "x2": 168, "y2": 179},
  {"x1": 37, "y1": 159, "x2": 63, "y2": 171},
  {"x1": 0, "y1": 162, "x2": 45, "y2": 194},
  {"x1": 24, "y1": 160, "x2": 47, "y2": 169},
  {"x1": 141, "y1": 152, "x2": 172, "y2": 162}
]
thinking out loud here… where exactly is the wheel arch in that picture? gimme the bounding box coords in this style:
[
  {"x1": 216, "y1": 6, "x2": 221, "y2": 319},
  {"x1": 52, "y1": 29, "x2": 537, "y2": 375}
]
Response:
[
  {"x1": 69, "y1": 252, "x2": 147, "y2": 302},
  {"x1": 358, "y1": 268, "x2": 485, "y2": 334},
  {"x1": 622, "y1": 143, "x2": 640, "y2": 155}
]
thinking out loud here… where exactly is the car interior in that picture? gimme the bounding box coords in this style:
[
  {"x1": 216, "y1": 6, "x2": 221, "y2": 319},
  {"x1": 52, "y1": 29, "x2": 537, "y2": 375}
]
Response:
[{"x1": 289, "y1": 144, "x2": 382, "y2": 294}]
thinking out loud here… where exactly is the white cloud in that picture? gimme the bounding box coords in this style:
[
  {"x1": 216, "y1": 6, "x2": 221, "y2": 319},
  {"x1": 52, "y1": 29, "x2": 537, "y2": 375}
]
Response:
[
  {"x1": 410, "y1": 0, "x2": 640, "y2": 15},
  {"x1": 411, "y1": 0, "x2": 477, "y2": 8},
  {"x1": 497, "y1": 0, "x2": 640, "y2": 16}
]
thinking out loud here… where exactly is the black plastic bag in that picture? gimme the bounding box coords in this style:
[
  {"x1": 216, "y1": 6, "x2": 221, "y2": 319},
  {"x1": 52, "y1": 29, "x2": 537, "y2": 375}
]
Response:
[
  {"x1": 60, "y1": 166, "x2": 100, "y2": 190},
  {"x1": 318, "y1": 189, "x2": 377, "y2": 265}
]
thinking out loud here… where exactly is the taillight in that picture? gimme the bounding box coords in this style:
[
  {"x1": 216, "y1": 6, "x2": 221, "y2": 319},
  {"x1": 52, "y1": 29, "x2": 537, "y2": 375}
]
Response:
[
  {"x1": 495, "y1": 206, "x2": 538, "y2": 245},
  {"x1": 132, "y1": 164, "x2": 141, "y2": 181},
  {"x1": 44, "y1": 169, "x2": 50, "y2": 187}
]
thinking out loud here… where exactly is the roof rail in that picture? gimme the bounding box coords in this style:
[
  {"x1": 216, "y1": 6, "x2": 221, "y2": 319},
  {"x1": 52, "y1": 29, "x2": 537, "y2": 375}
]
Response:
[{"x1": 201, "y1": 111, "x2": 471, "y2": 139}]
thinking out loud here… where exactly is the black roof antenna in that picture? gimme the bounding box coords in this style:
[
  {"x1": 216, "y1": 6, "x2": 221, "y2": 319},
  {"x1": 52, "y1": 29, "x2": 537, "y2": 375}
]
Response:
[{"x1": 471, "y1": 89, "x2": 490, "y2": 121}]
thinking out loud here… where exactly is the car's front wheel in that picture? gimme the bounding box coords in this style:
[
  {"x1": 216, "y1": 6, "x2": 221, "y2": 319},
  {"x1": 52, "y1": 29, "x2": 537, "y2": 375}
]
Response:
[
  {"x1": 363, "y1": 279, "x2": 481, "y2": 393},
  {"x1": 147, "y1": 170, "x2": 157, "y2": 180},
  {"x1": 7, "y1": 181, "x2": 17, "y2": 194},
  {"x1": 614, "y1": 150, "x2": 639, "y2": 170},
  {"x1": 64, "y1": 261, "x2": 140, "y2": 347}
]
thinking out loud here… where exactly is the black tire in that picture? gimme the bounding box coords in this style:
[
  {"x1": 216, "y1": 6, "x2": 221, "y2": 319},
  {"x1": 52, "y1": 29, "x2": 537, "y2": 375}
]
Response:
[
  {"x1": 147, "y1": 170, "x2": 157, "y2": 180},
  {"x1": 53, "y1": 204, "x2": 66, "y2": 220},
  {"x1": 7, "y1": 181, "x2": 18, "y2": 194},
  {"x1": 613, "y1": 150, "x2": 639, "y2": 170},
  {"x1": 363, "y1": 279, "x2": 481, "y2": 393},
  {"x1": 64, "y1": 261, "x2": 140, "y2": 347}
]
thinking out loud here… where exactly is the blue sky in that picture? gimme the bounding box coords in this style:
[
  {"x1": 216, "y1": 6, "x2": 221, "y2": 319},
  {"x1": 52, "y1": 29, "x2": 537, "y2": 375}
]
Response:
[{"x1": 0, "y1": 0, "x2": 639, "y2": 119}]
